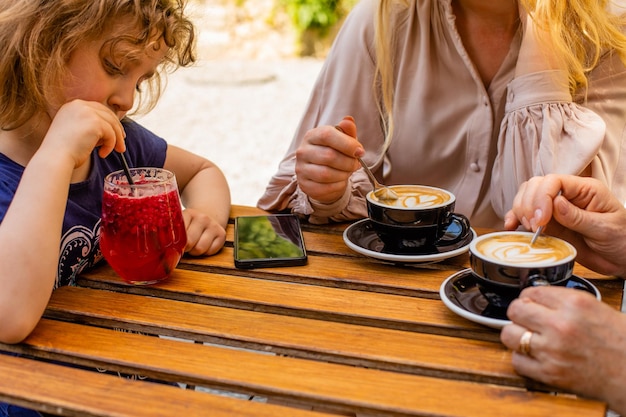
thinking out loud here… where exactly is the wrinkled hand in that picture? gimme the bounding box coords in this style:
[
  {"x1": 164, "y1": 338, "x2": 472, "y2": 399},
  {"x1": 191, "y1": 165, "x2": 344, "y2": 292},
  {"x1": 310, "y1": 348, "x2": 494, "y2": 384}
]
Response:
[
  {"x1": 295, "y1": 116, "x2": 364, "y2": 204},
  {"x1": 503, "y1": 174, "x2": 626, "y2": 277},
  {"x1": 501, "y1": 286, "x2": 626, "y2": 414},
  {"x1": 41, "y1": 100, "x2": 126, "y2": 168},
  {"x1": 182, "y1": 208, "x2": 227, "y2": 256}
]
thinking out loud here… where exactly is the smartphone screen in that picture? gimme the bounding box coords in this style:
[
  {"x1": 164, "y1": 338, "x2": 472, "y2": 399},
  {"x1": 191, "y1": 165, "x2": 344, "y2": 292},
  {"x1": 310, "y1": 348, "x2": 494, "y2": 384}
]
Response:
[{"x1": 234, "y1": 214, "x2": 307, "y2": 269}]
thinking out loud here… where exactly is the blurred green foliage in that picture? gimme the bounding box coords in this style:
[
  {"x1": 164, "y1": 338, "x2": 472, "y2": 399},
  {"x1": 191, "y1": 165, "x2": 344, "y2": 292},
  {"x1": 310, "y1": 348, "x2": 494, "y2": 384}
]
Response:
[
  {"x1": 195, "y1": 0, "x2": 359, "y2": 56},
  {"x1": 278, "y1": 0, "x2": 357, "y2": 34},
  {"x1": 237, "y1": 216, "x2": 303, "y2": 259},
  {"x1": 278, "y1": 0, "x2": 358, "y2": 56},
  {"x1": 280, "y1": 0, "x2": 338, "y2": 34}
]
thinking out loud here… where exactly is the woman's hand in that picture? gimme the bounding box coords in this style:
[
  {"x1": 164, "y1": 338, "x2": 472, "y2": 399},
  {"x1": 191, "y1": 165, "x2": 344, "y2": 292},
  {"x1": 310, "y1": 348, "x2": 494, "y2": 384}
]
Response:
[
  {"x1": 295, "y1": 116, "x2": 364, "y2": 204},
  {"x1": 501, "y1": 286, "x2": 626, "y2": 415},
  {"x1": 504, "y1": 174, "x2": 626, "y2": 277}
]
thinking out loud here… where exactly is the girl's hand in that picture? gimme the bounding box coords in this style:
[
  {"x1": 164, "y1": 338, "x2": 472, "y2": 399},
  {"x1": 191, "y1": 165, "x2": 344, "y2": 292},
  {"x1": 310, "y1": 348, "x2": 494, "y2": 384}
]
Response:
[
  {"x1": 295, "y1": 116, "x2": 363, "y2": 204},
  {"x1": 41, "y1": 100, "x2": 126, "y2": 168},
  {"x1": 182, "y1": 208, "x2": 227, "y2": 256}
]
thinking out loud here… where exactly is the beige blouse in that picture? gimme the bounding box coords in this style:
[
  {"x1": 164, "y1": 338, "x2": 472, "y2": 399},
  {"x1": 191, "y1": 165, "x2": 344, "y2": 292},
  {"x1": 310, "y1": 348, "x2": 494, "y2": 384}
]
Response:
[{"x1": 258, "y1": 0, "x2": 626, "y2": 229}]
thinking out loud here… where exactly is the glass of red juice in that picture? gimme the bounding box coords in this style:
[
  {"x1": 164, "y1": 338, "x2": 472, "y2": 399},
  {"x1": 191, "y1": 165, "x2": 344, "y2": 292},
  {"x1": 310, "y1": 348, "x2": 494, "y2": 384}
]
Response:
[{"x1": 100, "y1": 168, "x2": 187, "y2": 285}]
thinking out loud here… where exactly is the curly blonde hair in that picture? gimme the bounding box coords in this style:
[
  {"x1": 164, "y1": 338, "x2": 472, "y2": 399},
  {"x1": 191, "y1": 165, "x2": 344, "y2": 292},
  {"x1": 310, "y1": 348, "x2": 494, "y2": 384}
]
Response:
[
  {"x1": 0, "y1": 0, "x2": 196, "y2": 130},
  {"x1": 374, "y1": 0, "x2": 626, "y2": 156}
]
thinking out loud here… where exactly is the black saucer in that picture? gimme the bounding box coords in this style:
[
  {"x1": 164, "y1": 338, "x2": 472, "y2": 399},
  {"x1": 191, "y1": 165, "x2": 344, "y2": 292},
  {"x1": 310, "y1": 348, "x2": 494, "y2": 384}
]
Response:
[
  {"x1": 439, "y1": 269, "x2": 601, "y2": 329},
  {"x1": 343, "y1": 219, "x2": 475, "y2": 264}
]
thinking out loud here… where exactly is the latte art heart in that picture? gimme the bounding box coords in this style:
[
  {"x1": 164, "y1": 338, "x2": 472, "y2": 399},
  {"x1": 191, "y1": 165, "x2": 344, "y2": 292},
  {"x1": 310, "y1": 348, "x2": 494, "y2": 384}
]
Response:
[
  {"x1": 397, "y1": 194, "x2": 444, "y2": 208},
  {"x1": 476, "y1": 234, "x2": 574, "y2": 264},
  {"x1": 372, "y1": 185, "x2": 451, "y2": 208}
]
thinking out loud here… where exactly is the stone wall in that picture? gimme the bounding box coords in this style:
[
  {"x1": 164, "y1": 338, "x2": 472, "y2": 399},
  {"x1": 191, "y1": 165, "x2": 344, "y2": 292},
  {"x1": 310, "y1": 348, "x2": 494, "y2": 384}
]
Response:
[
  {"x1": 190, "y1": 0, "x2": 300, "y2": 60},
  {"x1": 189, "y1": 0, "x2": 342, "y2": 60}
]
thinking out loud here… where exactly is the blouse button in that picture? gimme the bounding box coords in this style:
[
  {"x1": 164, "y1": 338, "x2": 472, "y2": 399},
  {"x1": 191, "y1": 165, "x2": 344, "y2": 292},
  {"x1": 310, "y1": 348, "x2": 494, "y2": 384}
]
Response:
[{"x1": 470, "y1": 162, "x2": 480, "y2": 172}]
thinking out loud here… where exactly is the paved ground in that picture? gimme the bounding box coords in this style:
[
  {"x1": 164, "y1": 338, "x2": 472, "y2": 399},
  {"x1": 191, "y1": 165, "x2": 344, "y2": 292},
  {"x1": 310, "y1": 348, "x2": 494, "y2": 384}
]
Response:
[
  {"x1": 136, "y1": 1, "x2": 325, "y2": 207},
  {"x1": 137, "y1": 58, "x2": 323, "y2": 207}
]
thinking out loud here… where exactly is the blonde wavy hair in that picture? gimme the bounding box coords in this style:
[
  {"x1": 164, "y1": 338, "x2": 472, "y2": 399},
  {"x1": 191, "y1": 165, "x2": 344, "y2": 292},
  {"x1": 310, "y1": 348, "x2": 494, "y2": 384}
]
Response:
[
  {"x1": 374, "y1": 0, "x2": 626, "y2": 157},
  {"x1": 0, "y1": 0, "x2": 196, "y2": 130}
]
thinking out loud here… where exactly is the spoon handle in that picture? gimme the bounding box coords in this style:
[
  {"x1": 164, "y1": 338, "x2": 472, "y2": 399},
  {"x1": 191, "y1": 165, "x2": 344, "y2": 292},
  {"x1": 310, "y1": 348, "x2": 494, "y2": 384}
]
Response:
[
  {"x1": 335, "y1": 125, "x2": 378, "y2": 188},
  {"x1": 357, "y1": 157, "x2": 380, "y2": 188},
  {"x1": 529, "y1": 191, "x2": 562, "y2": 246},
  {"x1": 530, "y1": 225, "x2": 543, "y2": 246},
  {"x1": 335, "y1": 122, "x2": 398, "y2": 200}
]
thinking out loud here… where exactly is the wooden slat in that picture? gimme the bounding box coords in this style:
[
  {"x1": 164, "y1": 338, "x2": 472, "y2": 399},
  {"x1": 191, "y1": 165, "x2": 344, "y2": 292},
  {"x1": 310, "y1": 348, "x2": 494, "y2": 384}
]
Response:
[
  {"x1": 78, "y1": 263, "x2": 500, "y2": 340},
  {"x1": 0, "y1": 353, "x2": 332, "y2": 417},
  {"x1": 183, "y1": 210, "x2": 625, "y2": 306},
  {"x1": 165, "y1": 248, "x2": 626, "y2": 309},
  {"x1": 175, "y1": 247, "x2": 465, "y2": 297},
  {"x1": 1, "y1": 320, "x2": 605, "y2": 417},
  {"x1": 42, "y1": 287, "x2": 531, "y2": 387},
  {"x1": 230, "y1": 205, "x2": 270, "y2": 218},
  {"x1": 78, "y1": 262, "x2": 624, "y2": 341}
]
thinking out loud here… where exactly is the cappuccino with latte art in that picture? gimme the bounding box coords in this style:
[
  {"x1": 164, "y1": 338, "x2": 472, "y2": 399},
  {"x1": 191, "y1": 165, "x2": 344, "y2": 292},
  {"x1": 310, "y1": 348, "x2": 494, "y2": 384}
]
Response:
[
  {"x1": 368, "y1": 185, "x2": 451, "y2": 208},
  {"x1": 366, "y1": 184, "x2": 470, "y2": 250},
  {"x1": 469, "y1": 231, "x2": 577, "y2": 309},
  {"x1": 475, "y1": 233, "x2": 575, "y2": 266}
]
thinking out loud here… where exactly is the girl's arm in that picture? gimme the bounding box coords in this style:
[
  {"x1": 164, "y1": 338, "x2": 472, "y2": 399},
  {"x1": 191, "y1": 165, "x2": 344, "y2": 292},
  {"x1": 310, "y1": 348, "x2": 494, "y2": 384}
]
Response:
[
  {"x1": 0, "y1": 100, "x2": 125, "y2": 344},
  {"x1": 0, "y1": 151, "x2": 73, "y2": 344},
  {"x1": 163, "y1": 145, "x2": 231, "y2": 256}
]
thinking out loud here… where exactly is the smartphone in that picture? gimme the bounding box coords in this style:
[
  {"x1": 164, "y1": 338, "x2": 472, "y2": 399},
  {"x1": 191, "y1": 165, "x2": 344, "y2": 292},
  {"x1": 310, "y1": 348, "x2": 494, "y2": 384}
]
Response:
[{"x1": 234, "y1": 214, "x2": 308, "y2": 269}]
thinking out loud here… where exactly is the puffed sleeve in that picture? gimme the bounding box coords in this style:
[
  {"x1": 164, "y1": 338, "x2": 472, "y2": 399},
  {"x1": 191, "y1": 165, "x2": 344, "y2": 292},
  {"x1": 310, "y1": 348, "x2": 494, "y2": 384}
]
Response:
[
  {"x1": 491, "y1": 58, "x2": 626, "y2": 216},
  {"x1": 257, "y1": 0, "x2": 381, "y2": 224}
]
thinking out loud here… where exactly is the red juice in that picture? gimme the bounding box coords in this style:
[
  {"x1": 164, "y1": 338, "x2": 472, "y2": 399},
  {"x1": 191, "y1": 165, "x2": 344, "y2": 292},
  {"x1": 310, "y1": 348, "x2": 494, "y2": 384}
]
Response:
[{"x1": 100, "y1": 175, "x2": 187, "y2": 285}]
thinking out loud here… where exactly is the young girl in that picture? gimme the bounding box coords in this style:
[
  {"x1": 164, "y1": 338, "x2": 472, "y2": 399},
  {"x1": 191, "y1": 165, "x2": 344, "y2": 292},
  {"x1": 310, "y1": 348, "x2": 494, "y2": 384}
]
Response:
[{"x1": 0, "y1": 0, "x2": 231, "y2": 350}]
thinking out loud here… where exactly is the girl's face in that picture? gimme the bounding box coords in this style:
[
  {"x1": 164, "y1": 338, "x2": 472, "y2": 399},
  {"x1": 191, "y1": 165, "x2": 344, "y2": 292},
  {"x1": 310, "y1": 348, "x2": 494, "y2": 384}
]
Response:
[{"x1": 61, "y1": 29, "x2": 167, "y2": 120}]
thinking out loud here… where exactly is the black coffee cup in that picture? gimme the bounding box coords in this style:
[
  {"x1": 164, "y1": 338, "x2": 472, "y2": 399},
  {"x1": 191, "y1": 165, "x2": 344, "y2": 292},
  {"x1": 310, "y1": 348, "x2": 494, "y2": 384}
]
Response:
[
  {"x1": 469, "y1": 231, "x2": 577, "y2": 309},
  {"x1": 366, "y1": 185, "x2": 470, "y2": 252}
]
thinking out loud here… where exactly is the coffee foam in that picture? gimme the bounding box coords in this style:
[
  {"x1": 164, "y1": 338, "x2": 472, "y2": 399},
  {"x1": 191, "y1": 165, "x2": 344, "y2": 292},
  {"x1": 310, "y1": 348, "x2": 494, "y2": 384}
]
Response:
[
  {"x1": 371, "y1": 185, "x2": 451, "y2": 208},
  {"x1": 475, "y1": 234, "x2": 574, "y2": 265}
]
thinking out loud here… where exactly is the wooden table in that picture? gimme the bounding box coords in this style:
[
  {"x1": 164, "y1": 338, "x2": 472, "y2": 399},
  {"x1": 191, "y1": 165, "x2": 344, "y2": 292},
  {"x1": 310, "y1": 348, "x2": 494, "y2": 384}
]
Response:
[{"x1": 0, "y1": 205, "x2": 622, "y2": 416}]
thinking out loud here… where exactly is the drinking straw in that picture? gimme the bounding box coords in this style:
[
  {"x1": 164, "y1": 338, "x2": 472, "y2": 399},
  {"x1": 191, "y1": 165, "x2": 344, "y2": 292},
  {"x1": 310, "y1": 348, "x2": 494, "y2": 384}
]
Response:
[{"x1": 118, "y1": 152, "x2": 135, "y2": 185}]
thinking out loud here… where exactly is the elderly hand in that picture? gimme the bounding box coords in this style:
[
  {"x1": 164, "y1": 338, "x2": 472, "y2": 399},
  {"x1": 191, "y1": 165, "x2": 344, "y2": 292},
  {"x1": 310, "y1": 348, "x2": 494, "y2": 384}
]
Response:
[
  {"x1": 295, "y1": 116, "x2": 364, "y2": 205},
  {"x1": 501, "y1": 285, "x2": 626, "y2": 415},
  {"x1": 503, "y1": 174, "x2": 626, "y2": 277}
]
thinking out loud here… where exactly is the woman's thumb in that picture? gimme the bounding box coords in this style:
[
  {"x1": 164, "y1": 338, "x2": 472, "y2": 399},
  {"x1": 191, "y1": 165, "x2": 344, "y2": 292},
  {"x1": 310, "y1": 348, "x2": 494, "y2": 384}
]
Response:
[
  {"x1": 337, "y1": 115, "x2": 357, "y2": 138},
  {"x1": 553, "y1": 195, "x2": 586, "y2": 231}
]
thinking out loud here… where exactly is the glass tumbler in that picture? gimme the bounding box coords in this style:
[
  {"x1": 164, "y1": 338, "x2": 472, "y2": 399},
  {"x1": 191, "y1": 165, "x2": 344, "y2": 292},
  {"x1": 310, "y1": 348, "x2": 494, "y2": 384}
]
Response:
[{"x1": 100, "y1": 168, "x2": 187, "y2": 285}]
